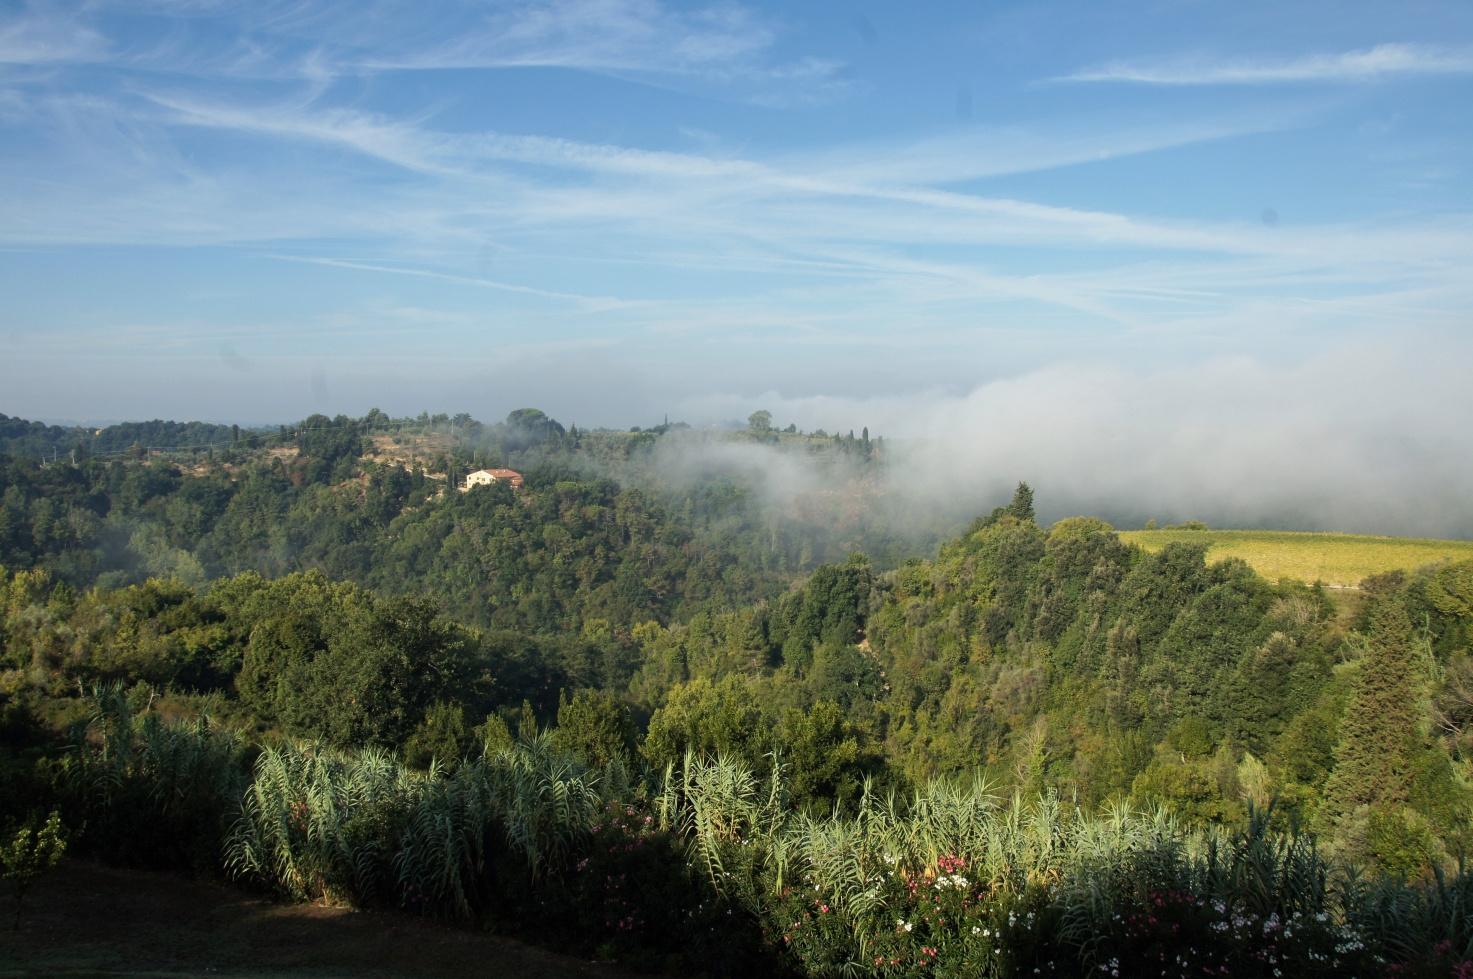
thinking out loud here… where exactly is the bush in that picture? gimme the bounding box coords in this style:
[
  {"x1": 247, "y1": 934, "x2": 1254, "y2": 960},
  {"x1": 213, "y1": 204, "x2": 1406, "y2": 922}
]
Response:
[{"x1": 1, "y1": 810, "x2": 66, "y2": 930}]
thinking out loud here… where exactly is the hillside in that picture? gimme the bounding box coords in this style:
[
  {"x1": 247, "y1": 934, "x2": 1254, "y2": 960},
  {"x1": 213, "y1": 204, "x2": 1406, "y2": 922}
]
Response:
[
  {"x1": 6, "y1": 478, "x2": 1473, "y2": 976},
  {"x1": 1118, "y1": 527, "x2": 1473, "y2": 587},
  {"x1": 6, "y1": 411, "x2": 1473, "y2": 977}
]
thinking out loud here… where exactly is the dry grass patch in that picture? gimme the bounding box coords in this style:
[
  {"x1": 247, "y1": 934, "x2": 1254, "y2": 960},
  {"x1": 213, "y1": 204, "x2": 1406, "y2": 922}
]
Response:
[{"x1": 1118, "y1": 529, "x2": 1473, "y2": 587}]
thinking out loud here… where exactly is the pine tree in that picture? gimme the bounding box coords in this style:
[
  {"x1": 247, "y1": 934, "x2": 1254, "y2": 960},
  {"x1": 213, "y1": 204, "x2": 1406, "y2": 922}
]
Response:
[{"x1": 1324, "y1": 600, "x2": 1422, "y2": 817}]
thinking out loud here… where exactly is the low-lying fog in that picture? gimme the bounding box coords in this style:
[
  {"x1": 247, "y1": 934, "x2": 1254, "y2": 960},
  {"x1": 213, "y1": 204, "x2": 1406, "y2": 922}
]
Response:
[{"x1": 660, "y1": 341, "x2": 1473, "y2": 541}]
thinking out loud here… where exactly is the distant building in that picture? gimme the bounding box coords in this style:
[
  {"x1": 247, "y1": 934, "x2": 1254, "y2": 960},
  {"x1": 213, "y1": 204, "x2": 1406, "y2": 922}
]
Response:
[{"x1": 464, "y1": 468, "x2": 523, "y2": 490}]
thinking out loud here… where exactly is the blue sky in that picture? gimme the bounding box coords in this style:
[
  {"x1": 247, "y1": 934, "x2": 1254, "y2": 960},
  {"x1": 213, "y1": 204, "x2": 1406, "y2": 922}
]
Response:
[{"x1": 2, "y1": 0, "x2": 1473, "y2": 531}]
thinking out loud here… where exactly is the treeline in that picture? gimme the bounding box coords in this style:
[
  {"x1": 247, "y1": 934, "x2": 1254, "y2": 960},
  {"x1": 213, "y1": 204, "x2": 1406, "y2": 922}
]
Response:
[{"x1": 0, "y1": 412, "x2": 249, "y2": 461}]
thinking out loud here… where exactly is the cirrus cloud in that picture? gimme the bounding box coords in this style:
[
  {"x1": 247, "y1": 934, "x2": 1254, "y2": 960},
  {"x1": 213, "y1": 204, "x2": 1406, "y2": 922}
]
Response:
[{"x1": 1062, "y1": 42, "x2": 1473, "y2": 85}]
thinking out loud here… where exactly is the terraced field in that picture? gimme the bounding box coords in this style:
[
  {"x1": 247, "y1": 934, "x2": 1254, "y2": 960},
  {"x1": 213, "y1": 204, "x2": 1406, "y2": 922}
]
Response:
[{"x1": 1117, "y1": 528, "x2": 1473, "y2": 588}]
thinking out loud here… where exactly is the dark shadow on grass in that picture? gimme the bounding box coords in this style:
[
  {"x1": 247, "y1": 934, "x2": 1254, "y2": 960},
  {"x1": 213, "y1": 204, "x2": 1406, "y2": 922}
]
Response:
[{"x1": 2, "y1": 859, "x2": 630, "y2": 979}]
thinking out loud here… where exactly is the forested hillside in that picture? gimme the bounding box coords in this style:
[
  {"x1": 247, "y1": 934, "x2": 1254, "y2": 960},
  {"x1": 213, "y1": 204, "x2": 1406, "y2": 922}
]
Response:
[
  {"x1": 4, "y1": 408, "x2": 1473, "y2": 976},
  {"x1": 0, "y1": 408, "x2": 914, "y2": 633}
]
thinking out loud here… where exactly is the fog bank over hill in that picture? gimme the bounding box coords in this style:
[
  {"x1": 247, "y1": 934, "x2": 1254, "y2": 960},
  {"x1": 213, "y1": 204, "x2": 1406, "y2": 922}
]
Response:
[
  {"x1": 6, "y1": 337, "x2": 1469, "y2": 543},
  {"x1": 675, "y1": 341, "x2": 1473, "y2": 541}
]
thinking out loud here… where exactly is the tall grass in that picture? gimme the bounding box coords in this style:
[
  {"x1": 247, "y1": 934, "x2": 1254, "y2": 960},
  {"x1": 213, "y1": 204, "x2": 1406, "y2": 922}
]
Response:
[
  {"x1": 61, "y1": 707, "x2": 1473, "y2": 976},
  {"x1": 62, "y1": 685, "x2": 246, "y2": 869},
  {"x1": 225, "y1": 731, "x2": 606, "y2": 912}
]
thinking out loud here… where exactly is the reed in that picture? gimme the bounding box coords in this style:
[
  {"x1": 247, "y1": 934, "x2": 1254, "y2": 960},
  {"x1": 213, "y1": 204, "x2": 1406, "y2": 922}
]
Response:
[{"x1": 66, "y1": 707, "x2": 1473, "y2": 976}]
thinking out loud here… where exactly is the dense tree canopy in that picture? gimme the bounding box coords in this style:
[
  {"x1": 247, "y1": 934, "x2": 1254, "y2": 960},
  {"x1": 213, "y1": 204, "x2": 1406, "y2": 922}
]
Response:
[{"x1": 2, "y1": 408, "x2": 1471, "y2": 878}]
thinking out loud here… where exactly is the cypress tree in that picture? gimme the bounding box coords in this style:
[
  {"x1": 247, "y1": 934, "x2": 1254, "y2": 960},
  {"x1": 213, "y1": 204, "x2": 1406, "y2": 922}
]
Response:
[
  {"x1": 1324, "y1": 600, "x2": 1421, "y2": 817},
  {"x1": 1007, "y1": 481, "x2": 1036, "y2": 523}
]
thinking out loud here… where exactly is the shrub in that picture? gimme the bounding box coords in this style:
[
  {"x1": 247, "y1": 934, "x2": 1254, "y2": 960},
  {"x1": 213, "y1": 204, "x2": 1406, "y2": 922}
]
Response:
[{"x1": 1, "y1": 810, "x2": 66, "y2": 930}]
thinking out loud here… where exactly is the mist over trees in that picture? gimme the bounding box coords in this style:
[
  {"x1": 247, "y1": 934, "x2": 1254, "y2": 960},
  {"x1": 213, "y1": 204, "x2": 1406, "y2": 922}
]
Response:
[{"x1": 3, "y1": 406, "x2": 1473, "y2": 975}]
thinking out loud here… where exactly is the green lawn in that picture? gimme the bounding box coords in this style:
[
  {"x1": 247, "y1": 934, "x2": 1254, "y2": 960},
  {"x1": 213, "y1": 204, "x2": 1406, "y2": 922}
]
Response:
[
  {"x1": 1117, "y1": 529, "x2": 1473, "y2": 588},
  {"x1": 1, "y1": 859, "x2": 625, "y2": 979}
]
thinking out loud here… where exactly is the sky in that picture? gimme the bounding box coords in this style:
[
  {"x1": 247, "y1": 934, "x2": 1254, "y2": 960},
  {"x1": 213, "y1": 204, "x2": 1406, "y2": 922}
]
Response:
[{"x1": 2, "y1": 0, "x2": 1472, "y2": 533}]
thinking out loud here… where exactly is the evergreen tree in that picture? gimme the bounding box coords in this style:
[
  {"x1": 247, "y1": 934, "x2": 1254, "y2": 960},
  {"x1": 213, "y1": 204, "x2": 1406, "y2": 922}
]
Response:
[
  {"x1": 1324, "y1": 600, "x2": 1422, "y2": 818},
  {"x1": 552, "y1": 688, "x2": 637, "y2": 767},
  {"x1": 1007, "y1": 481, "x2": 1035, "y2": 522}
]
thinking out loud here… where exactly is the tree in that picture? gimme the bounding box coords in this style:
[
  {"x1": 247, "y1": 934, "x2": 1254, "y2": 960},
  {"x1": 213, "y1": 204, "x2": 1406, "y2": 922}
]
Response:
[
  {"x1": 747, "y1": 410, "x2": 772, "y2": 433},
  {"x1": 781, "y1": 559, "x2": 871, "y2": 670},
  {"x1": 235, "y1": 573, "x2": 475, "y2": 750},
  {"x1": 552, "y1": 689, "x2": 637, "y2": 768},
  {"x1": 642, "y1": 675, "x2": 769, "y2": 769},
  {"x1": 503, "y1": 408, "x2": 565, "y2": 448},
  {"x1": 1323, "y1": 600, "x2": 1422, "y2": 819},
  {"x1": 778, "y1": 701, "x2": 883, "y2": 816},
  {"x1": 402, "y1": 701, "x2": 475, "y2": 772},
  {"x1": 1428, "y1": 560, "x2": 1473, "y2": 622},
  {"x1": 1007, "y1": 481, "x2": 1035, "y2": 523},
  {"x1": 1, "y1": 811, "x2": 66, "y2": 930},
  {"x1": 1130, "y1": 761, "x2": 1242, "y2": 829}
]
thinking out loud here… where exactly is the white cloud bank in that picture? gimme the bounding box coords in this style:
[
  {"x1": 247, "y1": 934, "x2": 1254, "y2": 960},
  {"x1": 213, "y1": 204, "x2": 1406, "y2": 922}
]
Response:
[{"x1": 673, "y1": 337, "x2": 1473, "y2": 540}]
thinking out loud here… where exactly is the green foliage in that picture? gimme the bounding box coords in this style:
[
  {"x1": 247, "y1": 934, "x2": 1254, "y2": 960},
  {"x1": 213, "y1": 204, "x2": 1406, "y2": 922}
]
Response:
[
  {"x1": 1271, "y1": 707, "x2": 1339, "y2": 789},
  {"x1": 643, "y1": 675, "x2": 770, "y2": 770},
  {"x1": 551, "y1": 688, "x2": 637, "y2": 768},
  {"x1": 9, "y1": 429, "x2": 1473, "y2": 973},
  {"x1": 777, "y1": 700, "x2": 885, "y2": 816},
  {"x1": 224, "y1": 734, "x2": 761, "y2": 972},
  {"x1": 21, "y1": 697, "x2": 1473, "y2": 976},
  {"x1": 1006, "y1": 481, "x2": 1035, "y2": 523},
  {"x1": 0, "y1": 809, "x2": 66, "y2": 929},
  {"x1": 0, "y1": 414, "x2": 243, "y2": 462},
  {"x1": 60, "y1": 685, "x2": 246, "y2": 871},
  {"x1": 402, "y1": 701, "x2": 475, "y2": 772},
  {"x1": 1324, "y1": 600, "x2": 1423, "y2": 819},
  {"x1": 1167, "y1": 715, "x2": 1213, "y2": 758},
  {"x1": 1428, "y1": 559, "x2": 1473, "y2": 626},
  {"x1": 1129, "y1": 759, "x2": 1243, "y2": 828},
  {"x1": 1366, "y1": 807, "x2": 1436, "y2": 881},
  {"x1": 779, "y1": 557, "x2": 872, "y2": 670},
  {"x1": 234, "y1": 572, "x2": 477, "y2": 749}
]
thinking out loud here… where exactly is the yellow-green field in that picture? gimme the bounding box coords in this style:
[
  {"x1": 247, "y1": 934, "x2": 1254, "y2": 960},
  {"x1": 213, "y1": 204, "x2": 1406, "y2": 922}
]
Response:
[{"x1": 1116, "y1": 528, "x2": 1473, "y2": 588}]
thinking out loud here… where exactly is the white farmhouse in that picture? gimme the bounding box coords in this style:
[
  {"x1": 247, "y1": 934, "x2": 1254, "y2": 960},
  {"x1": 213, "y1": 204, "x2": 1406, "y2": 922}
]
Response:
[{"x1": 463, "y1": 468, "x2": 524, "y2": 490}]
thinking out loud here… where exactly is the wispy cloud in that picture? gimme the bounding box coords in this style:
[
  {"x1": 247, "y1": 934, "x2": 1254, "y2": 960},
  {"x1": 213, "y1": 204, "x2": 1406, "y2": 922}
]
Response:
[
  {"x1": 1063, "y1": 43, "x2": 1473, "y2": 85},
  {"x1": 0, "y1": 6, "x2": 108, "y2": 65},
  {"x1": 7, "y1": 84, "x2": 1473, "y2": 345},
  {"x1": 2, "y1": 0, "x2": 1471, "y2": 458},
  {"x1": 270, "y1": 255, "x2": 641, "y2": 310},
  {"x1": 16, "y1": 0, "x2": 844, "y2": 102},
  {"x1": 355, "y1": 0, "x2": 777, "y2": 74}
]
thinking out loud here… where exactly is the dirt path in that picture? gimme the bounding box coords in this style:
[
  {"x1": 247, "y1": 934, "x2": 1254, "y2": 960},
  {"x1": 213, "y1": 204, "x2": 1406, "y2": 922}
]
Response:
[{"x1": 0, "y1": 860, "x2": 630, "y2": 979}]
